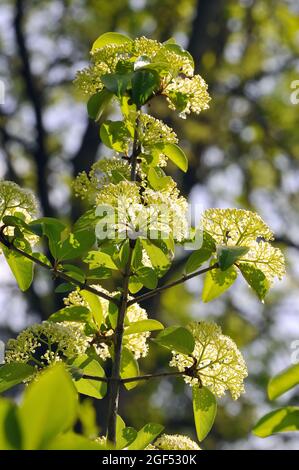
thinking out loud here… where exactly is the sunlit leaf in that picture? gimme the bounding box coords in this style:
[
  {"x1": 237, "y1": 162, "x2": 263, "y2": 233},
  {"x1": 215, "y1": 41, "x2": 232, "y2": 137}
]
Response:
[
  {"x1": 120, "y1": 348, "x2": 139, "y2": 390},
  {"x1": 131, "y1": 69, "x2": 160, "y2": 107},
  {"x1": 3, "y1": 247, "x2": 34, "y2": 292},
  {"x1": 253, "y1": 407, "x2": 299, "y2": 438},
  {"x1": 128, "y1": 423, "x2": 164, "y2": 450},
  {"x1": 70, "y1": 355, "x2": 107, "y2": 400},
  {"x1": 84, "y1": 251, "x2": 118, "y2": 270},
  {"x1": 87, "y1": 89, "x2": 113, "y2": 121},
  {"x1": 49, "y1": 306, "x2": 91, "y2": 323},
  {"x1": 91, "y1": 32, "x2": 132, "y2": 53},
  {"x1": 239, "y1": 263, "x2": 270, "y2": 301},
  {"x1": 268, "y1": 364, "x2": 299, "y2": 400},
  {"x1": 202, "y1": 265, "x2": 237, "y2": 302},
  {"x1": 217, "y1": 245, "x2": 249, "y2": 271},
  {"x1": 19, "y1": 364, "x2": 78, "y2": 449},
  {"x1": 154, "y1": 326, "x2": 195, "y2": 354},
  {"x1": 161, "y1": 143, "x2": 188, "y2": 172},
  {"x1": 0, "y1": 399, "x2": 21, "y2": 449},
  {"x1": 124, "y1": 319, "x2": 164, "y2": 335},
  {"x1": 0, "y1": 363, "x2": 34, "y2": 393},
  {"x1": 193, "y1": 386, "x2": 217, "y2": 441}
]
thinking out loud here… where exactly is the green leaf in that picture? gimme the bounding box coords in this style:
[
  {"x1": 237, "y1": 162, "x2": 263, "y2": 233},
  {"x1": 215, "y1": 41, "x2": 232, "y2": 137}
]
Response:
[
  {"x1": 268, "y1": 364, "x2": 299, "y2": 400},
  {"x1": 32, "y1": 251, "x2": 52, "y2": 267},
  {"x1": 54, "y1": 283, "x2": 74, "y2": 293},
  {"x1": 47, "y1": 432, "x2": 107, "y2": 450},
  {"x1": 124, "y1": 319, "x2": 164, "y2": 335},
  {"x1": 160, "y1": 143, "x2": 188, "y2": 172},
  {"x1": 141, "y1": 239, "x2": 170, "y2": 269},
  {"x1": 116, "y1": 427, "x2": 138, "y2": 450},
  {"x1": 77, "y1": 399, "x2": 99, "y2": 439},
  {"x1": 166, "y1": 90, "x2": 189, "y2": 113},
  {"x1": 2, "y1": 215, "x2": 33, "y2": 237},
  {"x1": 91, "y1": 32, "x2": 132, "y2": 53},
  {"x1": 32, "y1": 218, "x2": 66, "y2": 260},
  {"x1": 253, "y1": 407, "x2": 299, "y2": 438},
  {"x1": 100, "y1": 120, "x2": 131, "y2": 152},
  {"x1": 49, "y1": 306, "x2": 91, "y2": 323},
  {"x1": 136, "y1": 267, "x2": 158, "y2": 289},
  {"x1": 73, "y1": 210, "x2": 99, "y2": 233},
  {"x1": 128, "y1": 423, "x2": 164, "y2": 450},
  {"x1": 70, "y1": 355, "x2": 107, "y2": 400},
  {"x1": 80, "y1": 290, "x2": 104, "y2": 329},
  {"x1": 131, "y1": 69, "x2": 160, "y2": 107},
  {"x1": 154, "y1": 326, "x2": 195, "y2": 354},
  {"x1": 58, "y1": 230, "x2": 95, "y2": 261},
  {"x1": 62, "y1": 264, "x2": 86, "y2": 283},
  {"x1": 192, "y1": 386, "x2": 217, "y2": 441},
  {"x1": 120, "y1": 348, "x2": 139, "y2": 390},
  {"x1": 147, "y1": 167, "x2": 173, "y2": 191},
  {"x1": 3, "y1": 247, "x2": 34, "y2": 292},
  {"x1": 129, "y1": 277, "x2": 143, "y2": 294},
  {"x1": 84, "y1": 251, "x2": 118, "y2": 270},
  {"x1": 108, "y1": 301, "x2": 118, "y2": 329},
  {"x1": 101, "y1": 72, "x2": 133, "y2": 98},
  {"x1": 185, "y1": 247, "x2": 213, "y2": 274},
  {"x1": 119, "y1": 240, "x2": 130, "y2": 269},
  {"x1": 87, "y1": 89, "x2": 113, "y2": 121},
  {"x1": 0, "y1": 399, "x2": 21, "y2": 449},
  {"x1": 202, "y1": 265, "x2": 237, "y2": 302},
  {"x1": 19, "y1": 364, "x2": 78, "y2": 450},
  {"x1": 239, "y1": 263, "x2": 270, "y2": 301},
  {"x1": 0, "y1": 363, "x2": 34, "y2": 393},
  {"x1": 217, "y1": 245, "x2": 249, "y2": 271},
  {"x1": 164, "y1": 43, "x2": 194, "y2": 68}
]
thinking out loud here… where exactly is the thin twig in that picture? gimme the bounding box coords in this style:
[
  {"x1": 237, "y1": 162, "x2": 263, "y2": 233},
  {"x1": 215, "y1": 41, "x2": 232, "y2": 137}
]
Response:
[
  {"x1": 106, "y1": 113, "x2": 141, "y2": 444},
  {"x1": 82, "y1": 370, "x2": 186, "y2": 384},
  {"x1": 127, "y1": 263, "x2": 219, "y2": 305},
  {"x1": 0, "y1": 230, "x2": 119, "y2": 306},
  {"x1": 121, "y1": 370, "x2": 187, "y2": 384}
]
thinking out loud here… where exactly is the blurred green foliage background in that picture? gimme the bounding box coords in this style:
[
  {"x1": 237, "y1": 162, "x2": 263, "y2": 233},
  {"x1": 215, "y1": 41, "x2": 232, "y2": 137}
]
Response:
[{"x1": 0, "y1": 0, "x2": 299, "y2": 449}]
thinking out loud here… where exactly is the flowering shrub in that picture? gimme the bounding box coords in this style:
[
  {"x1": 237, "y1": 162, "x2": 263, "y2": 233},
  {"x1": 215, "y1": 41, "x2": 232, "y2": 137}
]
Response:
[{"x1": 0, "y1": 32, "x2": 285, "y2": 450}]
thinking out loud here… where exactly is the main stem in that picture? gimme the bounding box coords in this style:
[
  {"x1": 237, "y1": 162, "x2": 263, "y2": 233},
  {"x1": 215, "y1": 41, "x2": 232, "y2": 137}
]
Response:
[
  {"x1": 106, "y1": 241, "x2": 134, "y2": 443},
  {"x1": 106, "y1": 113, "x2": 140, "y2": 444}
]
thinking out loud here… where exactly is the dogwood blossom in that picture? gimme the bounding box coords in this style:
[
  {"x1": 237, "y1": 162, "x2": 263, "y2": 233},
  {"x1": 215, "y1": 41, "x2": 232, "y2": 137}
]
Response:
[
  {"x1": 165, "y1": 75, "x2": 211, "y2": 118},
  {"x1": 64, "y1": 286, "x2": 150, "y2": 360},
  {"x1": 72, "y1": 158, "x2": 131, "y2": 202},
  {"x1": 149, "y1": 434, "x2": 200, "y2": 450},
  {"x1": 75, "y1": 36, "x2": 210, "y2": 118},
  {"x1": 75, "y1": 36, "x2": 195, "y2": 96},
  {"x1": 201, "y1": 208, "x2": 285, "y2": 283},
  {"x1": 0, "y1": 181, "x2": 38, "y2": 252},
  {"x1": 96, "y1": 180, "x2": 188, "y2": 241},
  {"x1": 0, "y1": 181, "x2": 37, "y2": 222},
  {"x1": 5, "y1": 321, "x2": 90, "y2": 369},
  {"x1": 170, "y1": 321, "x2": 248, "y2": 400}
]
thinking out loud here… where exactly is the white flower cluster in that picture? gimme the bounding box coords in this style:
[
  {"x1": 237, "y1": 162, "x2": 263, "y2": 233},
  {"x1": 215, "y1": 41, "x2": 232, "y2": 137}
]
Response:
[
  {"x1": 165, "y1": 76, "x2": 211, "y2": 119},
  {"x1": 75, "y1": 36, "x2": 210, "y2": 119},
  {"x1": 5, "y1": 321, "x2": 90, "y2": 369},
  {"x1": 72, "y1": 158, "x2": 131, "y2": 202},
  {"x1": 148, "y1": 434, "x2": 200, "y2": 450},
  {"x1": 170, "y1": 321, "x2": 248, "y2": 400},
  {"x1": 64, "y1": 286, "x2": 150, "y2": 360},
  {"x1": 96, "y1": 180, "x2": 188, "y2": 242},
  {"x1": 75, "y1": 36, "x2": 195, "y2": 96},
  {"x1": 0, "y1": 180, "x2": 38, "y2": 252},
  {"x1": 202, "y1": 208, "x2": 285, "y2": 283}
]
